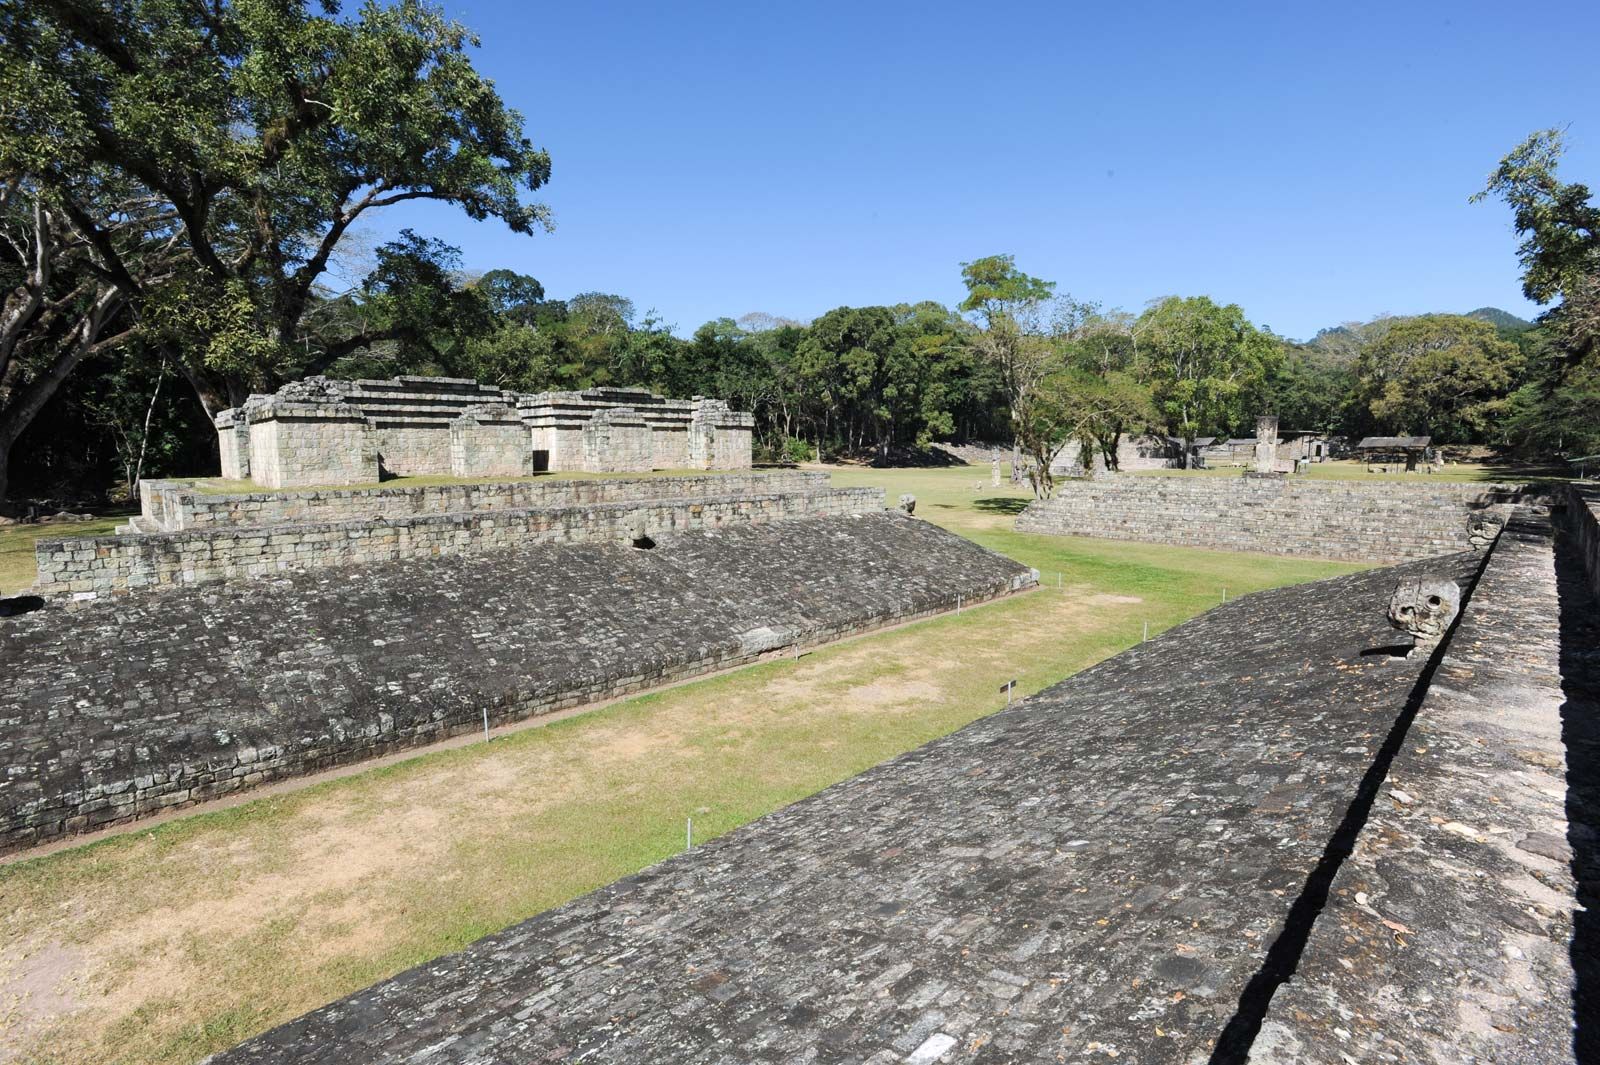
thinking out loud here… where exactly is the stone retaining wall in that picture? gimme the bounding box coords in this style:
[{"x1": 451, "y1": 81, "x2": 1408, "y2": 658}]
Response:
[
  {"x1": 1, "y1": 512, "x2": 1036, "y2": 854},
  {"x1": 139, "y1": 471, "x2": 826, "y2": 531},
  {"x1": 1568, "y1": 482, "x2": 1600, "y2": 601},
  {"x1": 39, "y1": 485, "x2": 883, "y2": 599},
  {"x1": 1252, "y1": 506, "x2": 1594, "y2": 1063},
  {"x1": 1016, "y1": 474, "x2": 1524, "y2": 561}
]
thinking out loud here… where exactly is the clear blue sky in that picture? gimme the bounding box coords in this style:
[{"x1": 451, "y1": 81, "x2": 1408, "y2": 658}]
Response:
[{"x1": 380, "y1": 0, "x2": 1600, "y2": 341}]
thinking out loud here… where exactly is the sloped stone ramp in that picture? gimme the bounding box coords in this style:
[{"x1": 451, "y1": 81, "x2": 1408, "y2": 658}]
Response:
[{"x1": 0, "y1": 511, "x2": 1033, "y2": 854}]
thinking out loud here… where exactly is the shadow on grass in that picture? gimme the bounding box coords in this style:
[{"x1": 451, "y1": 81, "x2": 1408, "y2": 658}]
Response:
[{"x1": 972, "y1": 497, "x2": 1030, "y2": 516}]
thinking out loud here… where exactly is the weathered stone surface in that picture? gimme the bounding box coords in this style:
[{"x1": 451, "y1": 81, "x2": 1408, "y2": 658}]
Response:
[
  {"x1": 36, "y1": 484, "x2": 885, "y2": 599},
  {"x1": 1386, "y1": 574, "x2": 1460, "y2": 651},
  {"x1": 216, "y1": 378, "x2": 758, "y2": 486},
  {"x1": 1018, "y1": 476, "x2": 1525, "y2": 562},
  {"x1": 1253, "y1": 508, "x2": 1599, "y2": 1064},
  {"x1": 204, "y1": 553, "x2": 1483, "y2": 1065},
  {"x1": 138, "y1": 471, "x2": 833, "y2": 532},
  {"x1": 2, "y1": 511, "x2": 1033, "y2": 854}
]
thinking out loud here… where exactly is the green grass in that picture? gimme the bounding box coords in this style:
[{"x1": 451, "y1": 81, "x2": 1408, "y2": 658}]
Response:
[
  {"x1": 0, "y1": 462, "x2": 1361, "y2": 1065},
  {"x1": 0, "y1": 517, "x2": 124, "y2": 595}
]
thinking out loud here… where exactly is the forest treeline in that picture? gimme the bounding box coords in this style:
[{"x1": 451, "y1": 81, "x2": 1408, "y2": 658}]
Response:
[{"x1": 2, "y1": 1, "x2": 1597, "y2": 505}]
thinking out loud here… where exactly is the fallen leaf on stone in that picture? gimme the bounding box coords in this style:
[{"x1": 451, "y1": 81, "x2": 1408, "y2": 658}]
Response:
[{"x1": 1380, "y1": 918, "x2": 1413, "y2": 935}]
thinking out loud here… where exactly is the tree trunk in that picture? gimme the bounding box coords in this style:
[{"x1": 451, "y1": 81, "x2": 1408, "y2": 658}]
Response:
[{"x1": 0, "y1": 290, "x2": 126, "y2": 509}]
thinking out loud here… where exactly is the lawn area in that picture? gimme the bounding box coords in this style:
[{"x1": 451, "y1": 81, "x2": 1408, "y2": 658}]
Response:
[
  {"x1": 0, "y1": 464, "x2": 1361, "y2": 1065},
  {"x1": 0, "y1": 517, "x2": 124, "y2": 596}
]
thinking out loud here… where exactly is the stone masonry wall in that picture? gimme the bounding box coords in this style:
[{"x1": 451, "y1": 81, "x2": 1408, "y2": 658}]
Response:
[
  {"x1": 1567, "y1": 481, "x2": 1600, "y2": 601},
  {"x1": 38, "y1": 486, "x2": 885, "y2": 599},
  {"x1": 581, "y1": 408, "x2": 654, "y2": 472},
  {"x1": 1016, "y1": 475, "x2": 1524, "y2": 562},
  {"x1": 1, "y1": 512, "x2": 1036, "y2": 854},
  {"x1": 248, "y1": 410, "x2": 377, "y2": 488},
  {"x1": 448, "y1": 408, "x2": 529, "y2": 479},
  {"x1": 139, "y1": 471, "x2": 829, "y2": 531}
]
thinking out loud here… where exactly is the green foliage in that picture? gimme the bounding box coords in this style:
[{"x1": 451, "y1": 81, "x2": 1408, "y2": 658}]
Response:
[
  {"x1": 1474, "y1": 130, "x2": 1600, "y2": 305},
  {"x1": 1134, "y1": 296, "x2": 1282, "y2": 452},
  {"x1": 3, "y1": 0, "x2": 552, "y2": 410},
  {"x1": 957, "y1": 254, "x2": 1056, "y2": 324},
  {"x1": 1351, "y1": 315, "x2": 1522, "y2": 442},
  {"x1": 1475, "y1": 129, "x2": 1600, "y2": 455},
  {"x1": 1464, "y1": 307, "x2": 1534, "y2": 333}
]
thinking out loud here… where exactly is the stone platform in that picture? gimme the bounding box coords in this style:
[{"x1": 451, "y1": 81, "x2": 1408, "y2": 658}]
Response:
[
  {"x1": 206, "y1": 552, "x2": 1500, "y2": 1064},
  {"x1": 1250, "y1": 508, "x2": 1599, "y2": 1063},
  {"x1": 0, "y1": 512, "x2": 1034, "y2": 854},
  {"x1": 1017, "y1": 475, "x2": 1526, "y2": 562}
]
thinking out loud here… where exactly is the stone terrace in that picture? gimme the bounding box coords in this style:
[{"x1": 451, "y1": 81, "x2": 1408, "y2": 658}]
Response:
[
  {"x1": 207, "y1": 553, "x2": 1488, "y2": 1064},
  {"x1": 0, "y1": 512, "x2": 1034, "y2": 853},
  {"x1": 1252, "y1": 507, "x2": 1600, "y2": 1063},
  {"x1": 1017, "y1": 475, "x2": 1525, "y2": 562}
]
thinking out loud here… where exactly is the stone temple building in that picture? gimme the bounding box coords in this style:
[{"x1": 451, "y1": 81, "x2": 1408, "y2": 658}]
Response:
[{"x1": 216, "y1": 376, "x2": 755, "y2": 488}]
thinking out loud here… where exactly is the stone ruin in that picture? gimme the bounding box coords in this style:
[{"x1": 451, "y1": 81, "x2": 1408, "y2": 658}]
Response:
[
  {"x1": 195, "y1": 500, "x2": 1600, "y2": 1064},
  {"x1": 216, "y1": 376, "x2": 755, "y2": 487},
  {"x1": 1386, "y1": 574, "x2": 1461, "y2": 655}
]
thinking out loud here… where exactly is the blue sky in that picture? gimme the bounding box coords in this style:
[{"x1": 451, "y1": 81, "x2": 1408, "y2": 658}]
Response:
[{"x1": 380, "y1": 0, "x2": 1600, "y2": 341}]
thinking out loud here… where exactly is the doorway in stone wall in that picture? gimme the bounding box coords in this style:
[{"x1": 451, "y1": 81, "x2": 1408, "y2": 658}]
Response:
[{"x1": 531, "y1": 450, "x2": 550, "y2": 472}]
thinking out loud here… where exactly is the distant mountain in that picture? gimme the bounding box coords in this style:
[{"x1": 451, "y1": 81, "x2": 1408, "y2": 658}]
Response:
[
  {"x1": 1464, "y1": 307, "x2": 1534, "y2": 331},
  {"x1": 1294, "y1": 307, "x2": 1535, "y2": 350}
]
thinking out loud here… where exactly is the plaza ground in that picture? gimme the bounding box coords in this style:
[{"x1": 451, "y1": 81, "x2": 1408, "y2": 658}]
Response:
[{"x1": 0, "y1": 464, "x2": 1362, "y2": 1065}]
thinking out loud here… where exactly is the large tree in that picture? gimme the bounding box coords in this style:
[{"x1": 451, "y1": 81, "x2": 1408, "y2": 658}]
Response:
[
  {"x1": 1475, "y1": 129, "x2": 1600, "y2": 456},
  {"x1": 958, "y1": 254, "x2": 1081, "y2": 495},
  {"x1": 0, "y1": 175, "x2": 178, "y2": 505},
  {"x1": 1133, "y1": 296, "x2": 1281, "y2": 463},
  {"x1": 4, "y1": 0, "x2": 551, "y2": 425},
  {"x1": 1352, "y1": 314, "x2": 1522, "y2": 442}
]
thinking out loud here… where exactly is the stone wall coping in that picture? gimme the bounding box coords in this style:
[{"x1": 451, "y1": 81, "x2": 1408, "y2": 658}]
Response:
[
  {"x1": 139, "y1": 470, "x2": 825, "y2": 508},
  {"x1": 43, "y1": 485, "x2": 883, "y2": 552}
]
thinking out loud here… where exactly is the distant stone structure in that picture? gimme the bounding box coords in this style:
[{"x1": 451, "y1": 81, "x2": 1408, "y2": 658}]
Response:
[
  {"x1": 216, "y1": 377, "x2": 754, "y2": 487},
  {"x1": 1253, "y1": 414, "x2": 1282, "y2": 474},
  {"x1": 1017, "y1": 476, "x2": 1526, "y2": 562}
]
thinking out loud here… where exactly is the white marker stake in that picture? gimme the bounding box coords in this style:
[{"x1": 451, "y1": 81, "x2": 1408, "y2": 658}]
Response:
[
  {"x1": 686, "y1": 817, "x2": 693, "y2": 850},
  {"x1": 1143, "y1": 621, "x2": 1149, "y2": 642},
  {"x1": 482, "y1": 707, "x2": 490, "y2": 743},
  {"x1": 999, "y1": 679, "x2": 1017, "y2": 706},
  {"x1": 957, "y1": 594, "x2": 962, "y2": 615}
]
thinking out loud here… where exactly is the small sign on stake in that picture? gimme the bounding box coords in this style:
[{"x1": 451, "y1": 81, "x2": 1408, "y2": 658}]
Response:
[{"x1": 999, "y1": 678, "x2": 1018, "y2": 706}]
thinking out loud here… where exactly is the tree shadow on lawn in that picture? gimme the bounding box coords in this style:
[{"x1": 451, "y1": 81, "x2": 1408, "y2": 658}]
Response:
[{"x1": 971, "y1": 496, "x2": 1031, "y2": 516}]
